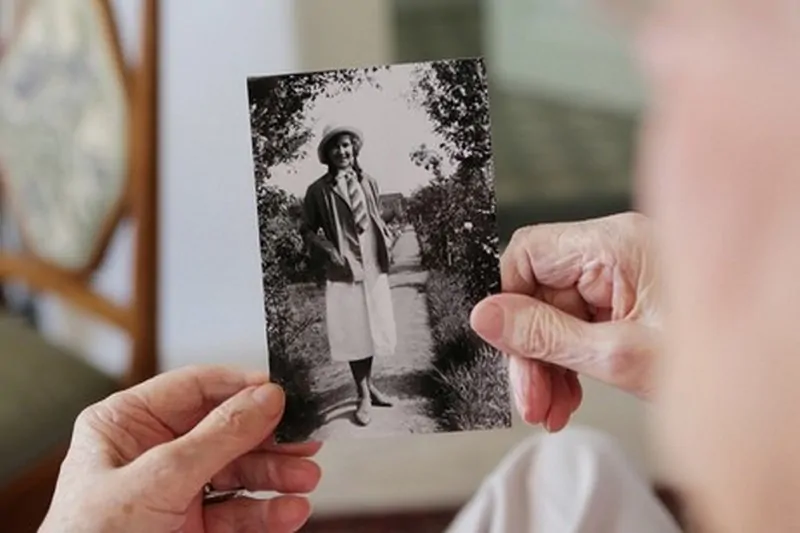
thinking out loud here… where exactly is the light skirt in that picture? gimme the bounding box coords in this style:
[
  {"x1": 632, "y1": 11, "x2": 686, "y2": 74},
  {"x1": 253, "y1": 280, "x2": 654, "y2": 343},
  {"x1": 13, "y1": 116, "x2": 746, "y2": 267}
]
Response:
[{"x1": 325, "y1": 222, "x2": 397, "y2": 362}]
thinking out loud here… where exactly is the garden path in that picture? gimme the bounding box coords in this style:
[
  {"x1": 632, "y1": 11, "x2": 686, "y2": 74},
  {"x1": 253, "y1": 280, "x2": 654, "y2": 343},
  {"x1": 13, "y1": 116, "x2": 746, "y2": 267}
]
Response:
[{"x1": 309, "y1": 226, "x2": 439, "y2": 440}]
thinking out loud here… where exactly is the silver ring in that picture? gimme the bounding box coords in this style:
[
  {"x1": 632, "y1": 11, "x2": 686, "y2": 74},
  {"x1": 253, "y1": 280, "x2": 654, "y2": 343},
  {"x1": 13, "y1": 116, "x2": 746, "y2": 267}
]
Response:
[{"x1": 202, "y1": 483, "x2": 247, "y2": 505}]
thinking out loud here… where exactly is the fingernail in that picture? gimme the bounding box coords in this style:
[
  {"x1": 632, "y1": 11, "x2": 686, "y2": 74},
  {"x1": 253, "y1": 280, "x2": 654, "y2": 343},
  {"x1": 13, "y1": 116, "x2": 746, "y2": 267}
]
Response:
[
  {"x1": 288, "y1": 460, "x2": 321, "y2": 491},
  {"x1": 252, "y1": 383, "x2": 284, "y2": 417},
  {"x1": 472, "y1": 301, "x2": 504, "y2": 341},
  {"x1": 280, "y1": 497, "x2": 310, "y2": 527}
]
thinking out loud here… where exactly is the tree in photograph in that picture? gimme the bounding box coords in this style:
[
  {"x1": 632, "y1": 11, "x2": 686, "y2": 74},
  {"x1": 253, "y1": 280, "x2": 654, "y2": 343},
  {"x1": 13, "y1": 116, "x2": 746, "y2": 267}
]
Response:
[
  {"x1": 406, "y1": 166, "x2": 499, "y2": 302},
  {"x1": 254, "y1": 183, "x2": 303, "y2": 347},
  {"x1": 410, "y1": 143, "x2": 446, "y2": 180},
  {"x1": 248, "y1": 66, "x2": 388, "y2": 181},
  {"x1": 409, "y1": 60, "x2": 508, "y2": 432},
  {"x1": 407, "y1": 58, "x2": 500, "y2": 302},
  {"x1": 412, "y1": 58, "x2": 493, "y2": 171}
]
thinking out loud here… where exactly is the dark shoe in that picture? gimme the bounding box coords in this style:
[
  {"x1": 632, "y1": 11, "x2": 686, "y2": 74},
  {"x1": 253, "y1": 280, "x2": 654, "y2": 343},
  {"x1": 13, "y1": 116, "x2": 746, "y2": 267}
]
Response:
[{"x1": 370, "y1": 387, "x2": 394, "y2": 407}]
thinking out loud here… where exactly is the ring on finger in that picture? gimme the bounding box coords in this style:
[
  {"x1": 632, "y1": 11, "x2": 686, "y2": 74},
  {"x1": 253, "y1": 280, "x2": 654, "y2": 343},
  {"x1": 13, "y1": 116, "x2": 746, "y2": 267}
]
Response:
[{"x1": 203, "y1": 482, "x2": 248, "y2": 506}]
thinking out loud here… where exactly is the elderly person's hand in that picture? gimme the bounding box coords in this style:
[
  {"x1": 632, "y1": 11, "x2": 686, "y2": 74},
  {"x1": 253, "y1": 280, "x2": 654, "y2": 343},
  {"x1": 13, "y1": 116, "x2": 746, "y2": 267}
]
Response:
[
  {"x1": 39, "y1": 366, "x2": 322, "y2": 533},
  {"x1": 471, "y1": 212, "x2": 659, "y2": 432}
]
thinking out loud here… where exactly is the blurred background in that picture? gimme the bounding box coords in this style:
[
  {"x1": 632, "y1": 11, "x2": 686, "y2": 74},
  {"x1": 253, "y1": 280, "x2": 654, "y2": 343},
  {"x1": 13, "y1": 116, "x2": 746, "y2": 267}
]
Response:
[
  {"x1": 292, "y1": 0, "x2": 652, "y2": 526},
  {"x1": 0, "y1": 1, "x2": 658, "y2": 531}
]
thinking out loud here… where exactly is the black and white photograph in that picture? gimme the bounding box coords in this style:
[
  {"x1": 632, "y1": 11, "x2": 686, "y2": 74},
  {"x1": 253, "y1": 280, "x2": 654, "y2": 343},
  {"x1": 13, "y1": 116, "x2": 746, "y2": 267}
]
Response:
[{"x1": 247, "y1": 57, "x2": 512, "y2": 443}]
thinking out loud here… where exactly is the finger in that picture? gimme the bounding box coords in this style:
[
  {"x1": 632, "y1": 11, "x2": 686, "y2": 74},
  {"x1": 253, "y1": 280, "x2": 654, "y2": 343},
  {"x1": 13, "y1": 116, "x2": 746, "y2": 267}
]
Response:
[
  {"x1": 472, "y1": 293, "x2": 650, "y2": 391},
  {"x1": 205, "y1": 495, "x2": 311, "y2": 533},
  {"x1": 536, "y1": 290, "x2": 587, "y2": 418},
  {"x1": 611, "y1": 262, "x2": 638, "y2": 321},
  {"x1": 501, "y1": 222, "x2": 593, "y2": 295},
  {"x1": 471, "y1": 293, "x2": 594, "y2": 371},
  {"x1": 576, "y1": 260, "x2": 615, "y2": 310},
  {"x1": 508, "y1": 356, "x2": 551, "y2": 425},
  {"x1": 210, "y1": 453, "x2": 321, "y2": 493},
  {"x1": 537, "y1": 259, "x2": 625, "y2": 317},
  {"x1": 544, "y1": 368, "x2": 574, "y2": 433},
  {"x1": 500, "y1": 233, "x2": 538, "y2": 294},
  {"x1": 106, "y1": 365, "x2": 271, "y2": 436},
  {"x1": 536, "y1": 286, "x2": 591, "y2": 320},
  {"x1": 134, "y1": 383, "x2": 285, "y2": 498},
  {"x1": 565, "y1": 370, "x2": 584, "y2": 413},
  {"x1": 593, "y1": 307, "x2": 614, "y2": 322}
]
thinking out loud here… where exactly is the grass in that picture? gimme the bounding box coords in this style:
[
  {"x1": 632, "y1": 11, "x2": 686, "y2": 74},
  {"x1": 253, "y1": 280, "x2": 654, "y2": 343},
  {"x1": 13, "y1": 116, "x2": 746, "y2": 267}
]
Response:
[
  {"x1": 286, "y1": 282, "x2": 329, "y2": 370},
  {"x1": 271, "y1": 350, "x2": 322, "y2": 443},
  {"x1": 432, "y1": 346, "x2": 512, "y2": 431},
  {"x1": 422, "y1": 271, "x2": 512, "y2": 432}
]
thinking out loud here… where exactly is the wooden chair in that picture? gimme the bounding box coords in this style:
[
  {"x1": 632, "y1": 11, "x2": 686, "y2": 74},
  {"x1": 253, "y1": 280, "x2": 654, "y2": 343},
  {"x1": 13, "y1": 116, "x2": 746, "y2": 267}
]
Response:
[{"x1": 0, "y1": 1, "x2": 160, "y2": 531}]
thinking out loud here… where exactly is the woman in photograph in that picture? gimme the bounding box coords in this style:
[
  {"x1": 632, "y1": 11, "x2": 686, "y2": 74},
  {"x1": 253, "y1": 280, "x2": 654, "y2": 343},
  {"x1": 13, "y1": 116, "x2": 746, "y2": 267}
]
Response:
[{"x1": 301, "y1": 123, "x2": 397, "y2": 426}]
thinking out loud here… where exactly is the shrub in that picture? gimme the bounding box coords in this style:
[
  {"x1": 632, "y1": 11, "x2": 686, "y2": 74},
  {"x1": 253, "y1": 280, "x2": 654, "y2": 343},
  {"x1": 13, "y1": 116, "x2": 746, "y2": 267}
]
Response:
[
  {"x1": 406, "y1": 166, "x2": 500, "y2": 304},
  {"x1": 269, "y1": 347, "x2": 323, "y2": 443},
  {"x1": 432, "y1": 345, "x2": 512, "y2": 432},
  {"x1": 406, "y1": 58, "x2": 499, "y2": 303},
  {"x1": 423, "y1": 272, "x2": 511, "y2": 432},
  {"x1": 255, "y1": 180, "x2": 324, "y2": 442}
]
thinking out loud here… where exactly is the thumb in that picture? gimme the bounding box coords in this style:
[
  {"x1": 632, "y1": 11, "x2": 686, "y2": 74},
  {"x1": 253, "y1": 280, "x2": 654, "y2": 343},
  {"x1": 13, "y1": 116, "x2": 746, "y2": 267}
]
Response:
[
  {"x1": 132, "y1": 382, "x2": 285, "y2": 498},
  {"x1": 471, "y1": 294, "x2": 656, "y2": 398}
]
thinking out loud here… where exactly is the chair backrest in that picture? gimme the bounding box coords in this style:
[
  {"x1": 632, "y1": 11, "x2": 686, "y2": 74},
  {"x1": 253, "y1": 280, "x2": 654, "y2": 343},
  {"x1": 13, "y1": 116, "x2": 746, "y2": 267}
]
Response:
[{"x1": 0, "y1": 0, "x2": 160, "y2": 388}]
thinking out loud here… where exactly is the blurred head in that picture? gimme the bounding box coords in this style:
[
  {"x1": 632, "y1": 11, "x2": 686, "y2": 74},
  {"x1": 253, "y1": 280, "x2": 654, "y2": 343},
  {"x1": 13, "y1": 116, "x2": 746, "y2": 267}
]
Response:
[
  {"x1": 325, "y1": 133, "x2": 357, "y2": 170},
  {"x1": 633, "y1": 2, "x2": 800, "y2": 531},
  {"x1": 317, "y1": 124, "x2": 363, "y2": 171}
]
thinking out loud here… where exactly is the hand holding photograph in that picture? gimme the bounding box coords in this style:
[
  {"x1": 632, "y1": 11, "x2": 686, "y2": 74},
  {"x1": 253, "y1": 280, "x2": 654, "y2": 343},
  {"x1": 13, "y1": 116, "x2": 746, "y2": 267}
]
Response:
[{"x1": 247, "y1": 57, "x2": 512, "y2": 443}]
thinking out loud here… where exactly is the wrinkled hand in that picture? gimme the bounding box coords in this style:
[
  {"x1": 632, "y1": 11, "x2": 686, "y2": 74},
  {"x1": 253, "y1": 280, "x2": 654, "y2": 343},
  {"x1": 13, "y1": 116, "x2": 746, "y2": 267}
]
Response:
[
  {"x1": 40, "y1": 366, "x2": 322, "y2": 533},
  {"x1": 470, "y1": 212, "x2": 660, "y2": 432}
]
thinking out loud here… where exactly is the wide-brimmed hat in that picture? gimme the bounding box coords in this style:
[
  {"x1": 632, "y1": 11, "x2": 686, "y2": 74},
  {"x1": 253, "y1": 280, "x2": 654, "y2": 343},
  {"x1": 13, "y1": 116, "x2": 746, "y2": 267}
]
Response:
[{"x1": 317, "y1": 123, "x2": 364, "y2": 164}]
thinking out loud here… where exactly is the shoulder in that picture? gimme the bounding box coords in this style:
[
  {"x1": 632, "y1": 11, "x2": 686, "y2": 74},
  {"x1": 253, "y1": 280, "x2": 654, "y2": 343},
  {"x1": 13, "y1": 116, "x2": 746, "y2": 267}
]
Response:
[
  {"x1": 360, "y1": 172, "x2": 379, "y2": 190},
  {"x1": 305, "y1": 174, "x2": 331, "y2": 197}
]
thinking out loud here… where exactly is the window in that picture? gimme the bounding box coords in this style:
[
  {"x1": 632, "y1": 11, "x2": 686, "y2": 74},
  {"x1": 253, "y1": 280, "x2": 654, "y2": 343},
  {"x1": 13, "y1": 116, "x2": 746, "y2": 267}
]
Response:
[{"x1": 294, "y1": 0, "x2": 641, "y2": 237}]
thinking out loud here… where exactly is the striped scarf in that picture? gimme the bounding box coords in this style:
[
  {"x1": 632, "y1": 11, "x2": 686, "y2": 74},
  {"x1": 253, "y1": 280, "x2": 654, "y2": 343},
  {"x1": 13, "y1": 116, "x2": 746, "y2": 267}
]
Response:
[{"x1": 342, "y1": 169, "x2": 368, "y2": 234}]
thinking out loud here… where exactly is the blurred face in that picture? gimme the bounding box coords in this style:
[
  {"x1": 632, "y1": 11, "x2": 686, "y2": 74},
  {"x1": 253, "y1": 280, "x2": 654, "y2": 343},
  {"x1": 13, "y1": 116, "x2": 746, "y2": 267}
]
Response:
[
  {"x1": 633, "y1": 3, "x2": 800, "y2": 530},
  {"x1": 327, "y1": 134, "x2": 355, "y2": 170}
]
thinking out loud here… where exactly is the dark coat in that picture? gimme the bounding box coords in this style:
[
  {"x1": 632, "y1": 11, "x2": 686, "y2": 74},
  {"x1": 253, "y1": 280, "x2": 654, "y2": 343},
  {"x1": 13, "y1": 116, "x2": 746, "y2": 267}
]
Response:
[{"x1": 301, "y1": 170, "x2": 391, "y2": 283}]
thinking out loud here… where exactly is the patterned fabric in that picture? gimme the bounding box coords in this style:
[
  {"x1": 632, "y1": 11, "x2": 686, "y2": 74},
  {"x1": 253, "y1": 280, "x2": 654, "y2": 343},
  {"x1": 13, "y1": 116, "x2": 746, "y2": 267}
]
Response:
[
  {"x1": 0, "y1": 0, "x2": 128, "y2": 271},
  {"x1": 343, "y1": 170, "x2": 368, "y2": 234}
]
